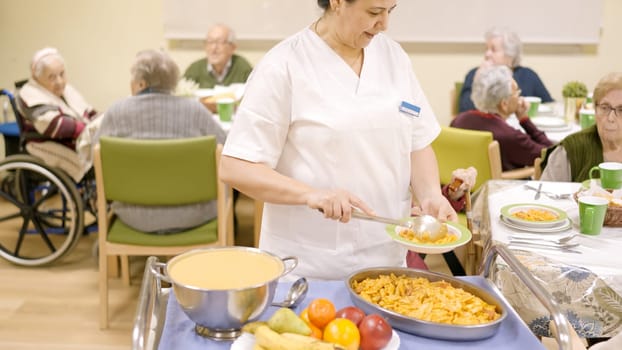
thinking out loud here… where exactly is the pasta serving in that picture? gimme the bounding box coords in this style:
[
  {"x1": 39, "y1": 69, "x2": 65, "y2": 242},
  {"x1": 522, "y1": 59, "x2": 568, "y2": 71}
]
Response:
[
  {"x1": 511, "y1": 209, "x2": 558, "y2": 222},
  {"x1": 399, "y1": 223, "x2": 457, "y2": 244},
  {"x1": 351, "y1": 274, "x2": 500, "y2": 325}
]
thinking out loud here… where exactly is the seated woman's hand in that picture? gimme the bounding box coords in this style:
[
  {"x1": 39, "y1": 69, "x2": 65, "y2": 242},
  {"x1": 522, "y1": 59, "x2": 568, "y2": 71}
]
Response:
[
  {"x1": 517, "y1": 97, "x2": 529, "y2": 118},
  {"x1": 448, "y1": 167, "x2": 477, "y2": 200}
]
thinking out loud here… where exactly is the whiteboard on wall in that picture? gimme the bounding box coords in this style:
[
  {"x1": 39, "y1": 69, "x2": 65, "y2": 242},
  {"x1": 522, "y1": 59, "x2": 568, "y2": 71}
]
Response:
[{"x1": 163, "y1": 0, "x2": 603, "y2": 44}]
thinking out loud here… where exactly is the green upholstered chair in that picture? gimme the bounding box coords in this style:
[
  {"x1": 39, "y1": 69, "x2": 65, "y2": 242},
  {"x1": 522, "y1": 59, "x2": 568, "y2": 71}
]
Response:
[
  {"x1": 431, "y1": 126, "x2": 503, "y2": 275},
  {"x1": 94, "y1": 136, "x2": 234, "y2": 329},
  {"x1": 432, "y1": 126, "x2": 502, "y2": 193}
]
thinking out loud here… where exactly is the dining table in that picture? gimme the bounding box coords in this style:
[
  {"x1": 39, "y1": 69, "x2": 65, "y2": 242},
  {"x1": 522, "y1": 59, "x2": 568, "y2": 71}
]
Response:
[
  {"x1": 132, "y1": 246, "x2": 575, "y2": 350},
  {"x1": 474, "y1": 179, "x2": 622, "y2": 339},
  {"x1": 506, "y1": 102, "x2": 581, "y2": 143}
]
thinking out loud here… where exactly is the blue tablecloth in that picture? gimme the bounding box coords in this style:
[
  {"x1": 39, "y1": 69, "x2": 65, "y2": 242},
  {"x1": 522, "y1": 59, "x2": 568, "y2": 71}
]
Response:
[{"x1": 158, "y1": 277, "x2": 544, "y2": 350}]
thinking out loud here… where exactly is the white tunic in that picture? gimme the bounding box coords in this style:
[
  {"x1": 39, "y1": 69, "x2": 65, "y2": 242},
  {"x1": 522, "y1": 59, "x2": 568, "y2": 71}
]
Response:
[{"x1": 223, "y1": 28, "x2": 440, "y2": 280}]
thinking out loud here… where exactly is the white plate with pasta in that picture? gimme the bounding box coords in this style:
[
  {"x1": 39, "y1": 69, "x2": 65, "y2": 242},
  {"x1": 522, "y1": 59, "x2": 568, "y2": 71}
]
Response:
[
  {"x1": 385, "y1": 221, "x2": 472, "y2": 254},
  {"x1": 501, "y1": 203, "x2": 567, "y2": 228}
]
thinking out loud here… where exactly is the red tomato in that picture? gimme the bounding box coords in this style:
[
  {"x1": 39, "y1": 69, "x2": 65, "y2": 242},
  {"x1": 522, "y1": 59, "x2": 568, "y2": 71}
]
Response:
[
  {"x1": 358, "y1": 314, "x2": 393, "y2": 350},
  {"x1": 335, "y1": 306, "x2": 366, "y2": 326}
]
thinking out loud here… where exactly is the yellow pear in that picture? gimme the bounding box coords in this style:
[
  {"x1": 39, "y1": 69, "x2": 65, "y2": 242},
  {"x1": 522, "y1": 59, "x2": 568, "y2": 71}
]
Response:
[{"x1": 267, "y1": 307, "x2": 312, "y2": 335}]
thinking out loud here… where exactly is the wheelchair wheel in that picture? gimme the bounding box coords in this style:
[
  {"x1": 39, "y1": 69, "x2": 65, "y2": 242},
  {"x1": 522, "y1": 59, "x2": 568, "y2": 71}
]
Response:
[{"x1": 0, "y1": 155, "x2": 84, "y2": 266}]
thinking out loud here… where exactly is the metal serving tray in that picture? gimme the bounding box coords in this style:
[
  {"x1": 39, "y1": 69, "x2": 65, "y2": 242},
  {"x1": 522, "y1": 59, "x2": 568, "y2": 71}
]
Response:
[{"x1": 346, "y1": 267, "x2": 507, "y2": 341}]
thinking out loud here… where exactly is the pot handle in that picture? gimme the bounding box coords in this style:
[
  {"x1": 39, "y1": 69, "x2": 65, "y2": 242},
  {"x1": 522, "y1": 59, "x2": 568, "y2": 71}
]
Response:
[
  {"x1": 280, "y1": 256, "x2": 298, "y2": 276},
  {"x1": 150, "y1": 260, "x2": 173, "y2": 284}
]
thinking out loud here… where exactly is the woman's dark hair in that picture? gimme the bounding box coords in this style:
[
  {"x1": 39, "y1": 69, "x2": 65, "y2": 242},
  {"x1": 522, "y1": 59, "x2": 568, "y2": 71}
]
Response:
[{"x1": 317, "y1": 0, "x2": 355, "y2": 10}]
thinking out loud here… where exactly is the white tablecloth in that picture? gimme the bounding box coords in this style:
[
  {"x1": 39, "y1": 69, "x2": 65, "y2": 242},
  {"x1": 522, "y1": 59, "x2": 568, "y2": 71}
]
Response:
[
  {"x1": 477, "y1": 180, "x2": 622, "y2": 338},
  {"x1": 488, "y1": 180, "x2": 622, "y2": 283}
]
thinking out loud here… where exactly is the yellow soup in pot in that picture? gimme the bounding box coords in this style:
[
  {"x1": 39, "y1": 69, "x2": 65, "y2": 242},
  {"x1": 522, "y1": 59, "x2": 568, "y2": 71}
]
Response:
[{"x1": 168, "y1": 249, "x2": 284, "y2": 290}]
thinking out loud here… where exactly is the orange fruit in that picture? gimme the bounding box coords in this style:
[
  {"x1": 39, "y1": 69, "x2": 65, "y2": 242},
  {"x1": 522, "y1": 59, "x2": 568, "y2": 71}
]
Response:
[
  {"x1": 308, "y1": 322, "x2": 323, "y2": 339},
  {"x1": 300, "y1": 308, "x2": 311, "y2": 323},
  {"x1": 323, "y1": 318, "x2": 360, "y2": 350},
  {"x1": 300, "y1": 307, "x2": 322, "y2": 339},
  {"x1": 307, "y1": 298, "x2": 336, "y2": 329}
]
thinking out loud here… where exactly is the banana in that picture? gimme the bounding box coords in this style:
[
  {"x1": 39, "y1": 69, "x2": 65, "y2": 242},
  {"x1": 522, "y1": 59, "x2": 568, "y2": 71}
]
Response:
[
  {"x1": 255, "y1": 325, "x2": 346, "y2": 350},
  {"x1": 252, "y1": 344, "x2": 267, "y2": 350},
  {"x1": 255, "y1": 325, "x2": 306, "y2": 350},
  {"x1": 241, "y1": 320, "x2": 268, "y2": 334},
  {"x1": 280, "y1": 332, "x2": 317, "y2": 344},
  {"x1": 281, "y1": 333, "x2": 346, "y2": 350}
]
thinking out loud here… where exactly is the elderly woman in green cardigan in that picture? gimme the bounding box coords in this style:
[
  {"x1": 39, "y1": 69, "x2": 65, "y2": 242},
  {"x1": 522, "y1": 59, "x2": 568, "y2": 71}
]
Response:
[{"x1": 541, "y1": 72, "x2": 622, "y2": 182}]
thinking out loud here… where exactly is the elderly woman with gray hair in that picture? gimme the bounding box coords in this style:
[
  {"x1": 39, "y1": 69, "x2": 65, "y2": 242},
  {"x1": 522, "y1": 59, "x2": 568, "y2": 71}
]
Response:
[
  {"x1": 95, "y1": 49, "x2": 226, "y2": 233},
  {"x1": 451, "y1": 65, "x2": 553, "y2": 171},
  {"x1": 458, "y1": 27, "x2": 553, "y2": 113},
  {"x1": 17, "y1": 47, "x2": 99, "y2": 182}
]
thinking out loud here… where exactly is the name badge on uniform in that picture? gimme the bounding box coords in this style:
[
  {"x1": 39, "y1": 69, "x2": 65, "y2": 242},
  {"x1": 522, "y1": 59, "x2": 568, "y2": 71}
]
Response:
[{"x1": 399, "y1": 101, "x2": 421, "y2": 118}]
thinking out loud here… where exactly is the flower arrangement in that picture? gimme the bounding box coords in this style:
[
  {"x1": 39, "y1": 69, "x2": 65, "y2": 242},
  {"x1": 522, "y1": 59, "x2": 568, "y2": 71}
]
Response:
[
  {"x1": 175, "y1": 78, "x2": 199, "y2": 97},
  {"x1": 562, "y1": 81, "x2": 588, "y2": 98}
]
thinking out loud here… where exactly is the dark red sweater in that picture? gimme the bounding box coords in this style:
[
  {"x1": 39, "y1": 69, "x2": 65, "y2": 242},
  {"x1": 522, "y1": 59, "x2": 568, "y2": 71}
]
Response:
[{"x1": 450, "y1": 110, "x2": 553, "y2": 171}]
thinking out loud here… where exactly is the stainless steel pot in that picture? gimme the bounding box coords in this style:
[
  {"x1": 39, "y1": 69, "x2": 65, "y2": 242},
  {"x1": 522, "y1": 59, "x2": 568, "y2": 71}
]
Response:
[{"x1": 152, "y1": 246, "x2": 297, "y2": 339}]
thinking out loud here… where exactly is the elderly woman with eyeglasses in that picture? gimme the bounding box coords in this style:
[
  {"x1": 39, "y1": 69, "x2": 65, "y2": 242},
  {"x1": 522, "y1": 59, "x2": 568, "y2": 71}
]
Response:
[
  {"x1": 451, "y1": 65, "x2": 553, "y2": 171},
  {"x1": 458, "y1": 27, "x2": 553, "y2": 113},
  {"x1": 541, "y1": 72, "x2": 622, "y2": 182}
]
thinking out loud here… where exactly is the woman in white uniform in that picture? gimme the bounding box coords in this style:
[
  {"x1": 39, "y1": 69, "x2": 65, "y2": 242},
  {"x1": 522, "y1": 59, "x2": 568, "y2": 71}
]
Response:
[{"x1": 220, "y1": 0, "x2": 456, "y2": 280}]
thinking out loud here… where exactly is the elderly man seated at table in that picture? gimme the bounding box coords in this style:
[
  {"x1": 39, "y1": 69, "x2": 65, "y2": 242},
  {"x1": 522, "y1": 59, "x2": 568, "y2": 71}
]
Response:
[
  {"x1": 541, "y1": 72, "x2": 622, "y2": 182},
  {"x1": 183, "y1": 24, "x2": 252, "y2": 113},
  {"x1": 458, "y1": 27, "x2": 553, "y2": 113},
  {"x1": 451, "y1": 65, "x2": 553, "y2": 172},
  {"x1": 17, "y1": 47, "x2": 99, "y2": 182},
  {"x1": 183, "y1": 24, "x2": 252, "y2": 89},
  {"x1": 95, "y1": 49, "x2": 226, "y2": 234}
]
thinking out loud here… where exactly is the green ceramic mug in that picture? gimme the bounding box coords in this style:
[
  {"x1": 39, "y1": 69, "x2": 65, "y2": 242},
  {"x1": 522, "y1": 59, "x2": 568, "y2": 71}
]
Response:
[
  {"x1": 579, "y1": 108, "x2": 595, "y2": 129},
  {"x1": 578, "y1": 196, "x2": 609, "y2": 235},
  {"x1": 216, "y1": 97, "x2": 235, "y2": 122},
  {"x1": 589, "y1": 162, "x2": 622, "y2": 190},
  {"x1": 524, "y1": 96, "x2": 541, "y2": 118}
]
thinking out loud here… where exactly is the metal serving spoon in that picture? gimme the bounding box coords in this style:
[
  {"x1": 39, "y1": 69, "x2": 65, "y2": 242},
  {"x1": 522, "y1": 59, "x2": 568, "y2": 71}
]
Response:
[
  {"x1": 351, "y1": 210, "x2": 444, "y2": 241},
  {"x1": 271, "y1": 277, "x2": 308, "y2": 308}
]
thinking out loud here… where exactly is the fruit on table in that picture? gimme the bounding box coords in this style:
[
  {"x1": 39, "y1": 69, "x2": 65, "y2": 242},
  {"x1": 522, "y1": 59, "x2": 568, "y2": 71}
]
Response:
[
  {"x1": 308, "y1": 298, "x2": 337, "y2": 329},
  {"x1": 323, "y1": 318, "x2": 361, "y2": 350},
  {"x1": 267, "y1": 307, "x2": 312, "y2": 335},
  {"x1": 254, "y1": 324, "x2": 345, "y2": 350},
  {"x1": 335, "y1": 306, "x2": 365, "y2": 326},
  {"x1": 299, "y1": 308, "x2": 323, "y2": 339},
  {"x1": 358, "y1": 314, "x2": 393, "y2": 350},
  {"x1": 241, "y1": 320, "x2": 268, "y2": 334}
]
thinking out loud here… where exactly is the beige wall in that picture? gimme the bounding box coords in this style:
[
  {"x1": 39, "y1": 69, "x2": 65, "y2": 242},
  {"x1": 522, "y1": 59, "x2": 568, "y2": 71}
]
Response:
[{"x1": 1, "y1": 0, "x2": 621, "y2": 127}]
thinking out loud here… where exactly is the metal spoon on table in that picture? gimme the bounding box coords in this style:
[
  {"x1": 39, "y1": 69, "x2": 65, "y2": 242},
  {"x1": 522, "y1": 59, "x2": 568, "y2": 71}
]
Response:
[{"x1": 271, "y1": 277, "x2": 308, "y2": 308}]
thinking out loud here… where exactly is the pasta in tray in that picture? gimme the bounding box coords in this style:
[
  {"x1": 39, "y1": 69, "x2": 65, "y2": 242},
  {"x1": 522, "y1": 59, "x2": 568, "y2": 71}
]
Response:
[{"x1": 351, "y1": 274, "x2": 500, "y2": 325}]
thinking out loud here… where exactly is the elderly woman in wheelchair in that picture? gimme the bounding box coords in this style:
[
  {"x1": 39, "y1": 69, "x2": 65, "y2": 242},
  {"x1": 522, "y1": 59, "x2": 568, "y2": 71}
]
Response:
[{"x1": 0, "y1": 47, "x2": 100, "y2": 266}]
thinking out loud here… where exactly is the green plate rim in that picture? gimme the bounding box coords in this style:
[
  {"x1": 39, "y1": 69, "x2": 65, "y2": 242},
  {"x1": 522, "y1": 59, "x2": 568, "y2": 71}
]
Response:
[
  {"x1": 500, "y1": 203, "x2": 567, "y2": 226},
  {"x1": 385, "y1": 221, "x2": 472, "y2": 249}
]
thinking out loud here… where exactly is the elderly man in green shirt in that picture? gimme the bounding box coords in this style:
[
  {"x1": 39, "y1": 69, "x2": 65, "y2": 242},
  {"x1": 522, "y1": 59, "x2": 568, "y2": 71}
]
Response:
[{"x1": 184, "y1": 24, "x2": 253, "y2": 111}]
